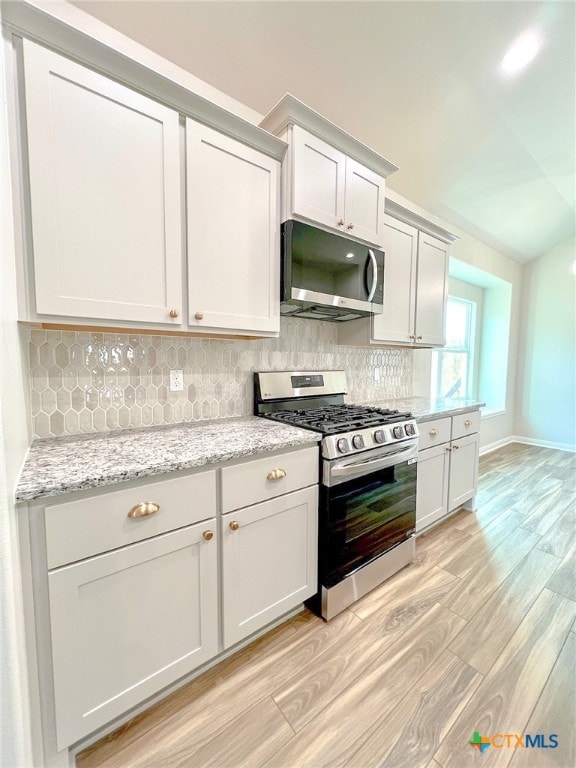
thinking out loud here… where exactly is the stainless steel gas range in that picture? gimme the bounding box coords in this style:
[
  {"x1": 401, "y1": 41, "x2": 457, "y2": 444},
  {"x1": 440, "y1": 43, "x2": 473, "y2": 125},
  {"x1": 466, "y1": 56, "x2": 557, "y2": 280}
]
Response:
[{"x1": 254, "y1": 370, "x2": 419, "y2": 620}]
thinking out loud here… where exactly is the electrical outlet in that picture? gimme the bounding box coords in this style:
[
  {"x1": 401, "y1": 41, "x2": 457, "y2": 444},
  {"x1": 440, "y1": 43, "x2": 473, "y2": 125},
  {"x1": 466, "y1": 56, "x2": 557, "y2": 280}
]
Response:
[{"x1": 169, "y1": 370, "x2": 184, "y2": 392}]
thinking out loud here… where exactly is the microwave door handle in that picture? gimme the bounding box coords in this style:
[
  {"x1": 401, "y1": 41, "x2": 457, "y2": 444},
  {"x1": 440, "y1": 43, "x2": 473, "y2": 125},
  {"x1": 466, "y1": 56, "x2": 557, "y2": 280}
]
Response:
[
  {"x1": 331, "y1": 442, "x2": 417, "y2": 477},
  {"x1": 366, "y1": 249, "x2": 378, "y2": 302}
]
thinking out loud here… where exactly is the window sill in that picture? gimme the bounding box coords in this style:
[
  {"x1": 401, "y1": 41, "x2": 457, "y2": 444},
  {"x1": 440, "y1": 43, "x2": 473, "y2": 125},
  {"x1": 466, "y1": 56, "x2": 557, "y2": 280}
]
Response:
[{"x1": 481, "y1": 409, "x2": 506, "y2": 419}]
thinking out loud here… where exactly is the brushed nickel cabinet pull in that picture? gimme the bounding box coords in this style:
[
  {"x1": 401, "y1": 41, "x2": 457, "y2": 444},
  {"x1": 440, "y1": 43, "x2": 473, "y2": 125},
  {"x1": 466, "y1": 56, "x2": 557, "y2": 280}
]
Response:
[
  {"x1": 337, "y1": 219, "x2": 345, "y2": 227},
  {"x1": 127, "y1": 502, "x2": 160, "y2": 519},
  {"x1": 267, "y1": 468, "x2": 287, "y2": 481},
  {"x1": 346, "y1": 223, "x2": 354, "y2": 230},
  {"x1": 464, "y1": 419, "x2": 472, "y2": 427},
  {"x1": 229, "y1": 521, "x2": 240, "y2": 531},
  {"x1": 429, "y1": 428, "x2": 439, "y2": 436},
  {"x1": 169, "y1": 309, "x2": 180, "y2": 318},
  {"x1": 202, "y1": 530, "x2": 214, "y2": 541}
]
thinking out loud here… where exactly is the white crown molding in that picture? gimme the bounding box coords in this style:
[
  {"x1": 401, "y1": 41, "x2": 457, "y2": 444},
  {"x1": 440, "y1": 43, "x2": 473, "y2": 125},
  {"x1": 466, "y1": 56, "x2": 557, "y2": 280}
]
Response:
[
  {"x1": 384, "y1": 198, "x2": 458, "y2": 244},
  {"x1": 2, "y1": 0, "x2": 287, "y2": 161},
  {"x1": 260, "y1": 93, "x2": 398, "y2": 178}
]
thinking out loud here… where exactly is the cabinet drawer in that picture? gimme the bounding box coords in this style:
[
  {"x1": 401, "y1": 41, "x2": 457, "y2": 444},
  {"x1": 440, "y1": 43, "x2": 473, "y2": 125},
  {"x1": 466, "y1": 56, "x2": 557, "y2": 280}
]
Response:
[
  {"x1": 45, "y1": 471, "x2": 217, "y2": 569},
  {"x1": 221, "y1": 446, "x2": 318, "y2": 513},
  {"x1": 417, "y1": 417, "x2": 451, "y2": 450},
  {"x1": 451, "y1": 410, "x2": 481, "y2": 440}
]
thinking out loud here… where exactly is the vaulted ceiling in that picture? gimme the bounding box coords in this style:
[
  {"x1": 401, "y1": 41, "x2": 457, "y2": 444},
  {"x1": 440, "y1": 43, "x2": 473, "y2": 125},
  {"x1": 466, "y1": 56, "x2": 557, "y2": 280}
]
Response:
[{"x1": 72, "y1": 0, "x2": 575, "y2": 264}]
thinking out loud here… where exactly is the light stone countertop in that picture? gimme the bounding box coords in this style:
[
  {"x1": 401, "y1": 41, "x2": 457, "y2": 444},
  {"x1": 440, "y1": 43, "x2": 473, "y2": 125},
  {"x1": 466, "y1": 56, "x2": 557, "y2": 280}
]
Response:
[
  {"x1": 16, "y1": 417, "x2": 320, "y2": 502},
  {"x1": 352, "y1": 396, "x2": 485, "y2": 422}
]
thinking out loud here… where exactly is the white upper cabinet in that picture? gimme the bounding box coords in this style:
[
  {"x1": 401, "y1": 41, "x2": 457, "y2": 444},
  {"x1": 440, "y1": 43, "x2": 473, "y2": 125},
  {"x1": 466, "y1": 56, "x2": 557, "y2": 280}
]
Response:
[
  {"x1": 15, "y1": 39, "x2": 286, "y2": 336},
  {"x1": 373, "y1": 215, "x2": 418, "y2": 344},
  {"x1": 343, "y1": 157, "x2": 387, "y2": 245},
  {"x1": 260, "y1": 95, "x2": 397, "y2": 248},
  {"x1": 290, "y1": 126, "x2": 386, "y2": 246},
  {"x1": 374, "y1": 222, "x2": 449, "y2": 346},
  {"x1": 22, "y1": 40, "x2": 183, "y2": 326},
  {"x1": 414, "y1": 232, "x2": 450, "y2": 346},
  {"x1": 292, "y1": 126, "x2": 346, "y2": 230},
  {"x1": 186, "y1": 120, "x2": 280, "y2": 334},
  {"x1": 339, "y1": 210, "x2": 452, "y2": 348}
]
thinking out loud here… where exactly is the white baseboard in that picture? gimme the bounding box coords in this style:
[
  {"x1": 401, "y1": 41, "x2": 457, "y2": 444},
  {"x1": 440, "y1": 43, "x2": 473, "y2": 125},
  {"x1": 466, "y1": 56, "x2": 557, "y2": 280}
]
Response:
[
  {"x1": 479, "y1": 437, "x2": 515, "y2": 456},
  {"x1": 511, "y1": 435, "x2": 576, "y2": 453},
  {"x1": 480, "y1": 435, "x2": 576, "y2": 455}
]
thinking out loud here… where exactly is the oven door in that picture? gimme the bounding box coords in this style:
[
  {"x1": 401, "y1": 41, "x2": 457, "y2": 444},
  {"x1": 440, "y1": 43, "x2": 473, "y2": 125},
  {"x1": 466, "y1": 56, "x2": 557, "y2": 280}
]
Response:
[{"x1": 319, "y1": 441, "x2": 418, "y2": 589}]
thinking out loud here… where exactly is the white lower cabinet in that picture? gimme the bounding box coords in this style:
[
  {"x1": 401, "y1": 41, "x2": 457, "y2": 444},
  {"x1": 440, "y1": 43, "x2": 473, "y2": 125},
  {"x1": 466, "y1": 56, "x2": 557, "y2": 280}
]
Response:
[
  {"x1": 416, "y1": 413, "x2": 480, "y2": 533},
  {"x1": 49, "y1": 521, "x2": 218, "y2": 749},
  {"x1": 25, "y1": 446, "x2": 318, "y2": 756},
  {"x1": 221, "y1": 485, "x2": 318, "y2": 648},
  {"x1": 416, "y1": 443, "x2": 450, "y2": 531},
  {"x1": 448, "y1": 433, "x2": 480, "y2": 510}
]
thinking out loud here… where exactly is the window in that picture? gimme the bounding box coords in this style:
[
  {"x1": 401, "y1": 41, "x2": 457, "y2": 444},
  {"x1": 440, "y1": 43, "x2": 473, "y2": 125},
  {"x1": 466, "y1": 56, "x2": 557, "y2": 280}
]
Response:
[{"x1": 431, "y1": 297, "x2": 476, "y2": 400}]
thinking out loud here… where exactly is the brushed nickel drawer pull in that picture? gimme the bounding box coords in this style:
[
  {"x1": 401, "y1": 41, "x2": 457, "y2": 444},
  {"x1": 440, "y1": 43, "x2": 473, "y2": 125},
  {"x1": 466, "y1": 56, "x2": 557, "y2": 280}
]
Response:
[
  {"x1": 229, "y1": 521, "x2": 240, "y2": 531},
  {"x1": 127, "y1": 502, "x2": 159, "y2": 519},
  {"x1": 429, "y1": 428, "x2": 439, "y2": 436},
  {"x1": 464, "y1": 419, "x2": 472, "y2": 426},
  {"x1": 203, "y1": 530, "x2": 214, "y2": 541},
  {"x1": 267, "y1": 468, "x2": 287, "y2": 481}
]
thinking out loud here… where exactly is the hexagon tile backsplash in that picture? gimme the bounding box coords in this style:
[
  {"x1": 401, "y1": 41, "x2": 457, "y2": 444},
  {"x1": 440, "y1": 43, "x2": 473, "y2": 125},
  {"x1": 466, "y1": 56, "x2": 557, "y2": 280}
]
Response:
[{"x1": 27, "y1": 318, "x2": 413, "y2": 438}]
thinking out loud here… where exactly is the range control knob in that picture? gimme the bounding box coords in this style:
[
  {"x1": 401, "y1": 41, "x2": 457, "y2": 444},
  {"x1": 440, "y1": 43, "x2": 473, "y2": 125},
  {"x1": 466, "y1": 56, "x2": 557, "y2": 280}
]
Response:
[
  {"x1": 393, "y1": 425, "x2": 405, "y2": 439},
  {"x1": 405, "y1": 423, "x2": 416, "y2": 436},
  {"x1": 373, "y1": 429, "x2": 386, "y2": 444},
  {"x1": 352, "y1": 435, "x2": 365, "y2": 449},
  {"x1": 337, "y1": 438, "x2": 350, "y2": 454}
]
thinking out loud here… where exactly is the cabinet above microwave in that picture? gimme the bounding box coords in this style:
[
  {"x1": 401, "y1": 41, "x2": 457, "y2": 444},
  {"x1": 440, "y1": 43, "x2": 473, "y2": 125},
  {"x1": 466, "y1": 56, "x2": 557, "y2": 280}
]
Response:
[{"x1": 260, "y1": 95, "x2": 398, "y2": 249}]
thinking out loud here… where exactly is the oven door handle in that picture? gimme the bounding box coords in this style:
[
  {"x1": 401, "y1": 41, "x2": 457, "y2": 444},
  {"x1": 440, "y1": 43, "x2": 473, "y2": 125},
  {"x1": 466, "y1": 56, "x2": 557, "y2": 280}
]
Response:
[{"x1": 330, "y1": 442, "x2": 418, "y2": 478}]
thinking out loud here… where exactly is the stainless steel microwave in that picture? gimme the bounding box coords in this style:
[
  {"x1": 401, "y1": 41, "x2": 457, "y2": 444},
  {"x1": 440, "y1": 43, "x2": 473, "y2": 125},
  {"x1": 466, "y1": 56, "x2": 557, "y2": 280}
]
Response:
[{"x1": 280, "y1": 220, "x2": 384, "y2": 321}]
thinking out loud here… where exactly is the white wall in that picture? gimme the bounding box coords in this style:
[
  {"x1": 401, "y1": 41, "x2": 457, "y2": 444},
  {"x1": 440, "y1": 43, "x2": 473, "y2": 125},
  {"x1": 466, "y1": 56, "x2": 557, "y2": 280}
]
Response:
[
  {"x1": 515, "y1": 236, "x2": 576, "y2": 449},
  {"x1": 1, "y1": 6, "x2": 35, "y2": 765}
]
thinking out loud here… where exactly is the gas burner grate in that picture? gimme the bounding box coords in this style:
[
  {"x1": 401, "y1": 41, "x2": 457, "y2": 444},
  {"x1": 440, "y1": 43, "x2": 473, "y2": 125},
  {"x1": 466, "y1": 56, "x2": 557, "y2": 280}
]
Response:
[{"x1": 263, "y1": 404, "x2": 413, "y2": 435}]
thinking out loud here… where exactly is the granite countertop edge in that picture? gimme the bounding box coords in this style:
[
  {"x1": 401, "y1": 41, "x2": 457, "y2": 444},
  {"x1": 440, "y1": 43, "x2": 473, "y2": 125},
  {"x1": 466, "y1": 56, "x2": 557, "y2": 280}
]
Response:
[
  {"x1": 352, "y1": 396, "x2": 486, "y2": 422},
  {"x1": 16, "y1": 399, "x2": 485, "y2": 503},
  {"x1": 15, "y1": 417, "x2": 321, "y2": 503}
]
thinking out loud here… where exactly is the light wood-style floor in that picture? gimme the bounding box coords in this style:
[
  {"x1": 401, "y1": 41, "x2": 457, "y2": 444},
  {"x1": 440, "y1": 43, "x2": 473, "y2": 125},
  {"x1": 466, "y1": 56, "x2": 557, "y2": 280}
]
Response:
[{"x1": 78, "y1": 443, "x2": 576, "y2": 768}]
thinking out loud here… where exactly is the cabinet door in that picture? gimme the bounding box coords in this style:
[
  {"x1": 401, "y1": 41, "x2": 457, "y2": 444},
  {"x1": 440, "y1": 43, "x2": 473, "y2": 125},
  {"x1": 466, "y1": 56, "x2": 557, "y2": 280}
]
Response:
[
  {"x1": 186, "y1": 120, "x2": 280, "y2": 333},
  {"x1": 291, "y1": 125, "x2": 346, "y2": 230},
  {"x1": 414, "y1": 232, "x2": 449, "y2": 346},
  {"x1": 344, "y1": 158, "x2": 386, "y2": 246},
  {"x1": 448, "y1": 433, "x2": 480, "y2": 511},
  {"x1": 22, "y1": 41, "x2": 182, "y2": 325},
  {"x1": 48, "y1": 522, "x2": 218, "y2": 749},
  {"x1": 221, "y1": 486, "x2": 318, "y2": 648},
  {"x1": 372, "y1": 216, "x2": 418, "y2": 343},
  {"x1": 416, "y1": 444, "x2": 450, "y2": 532}
]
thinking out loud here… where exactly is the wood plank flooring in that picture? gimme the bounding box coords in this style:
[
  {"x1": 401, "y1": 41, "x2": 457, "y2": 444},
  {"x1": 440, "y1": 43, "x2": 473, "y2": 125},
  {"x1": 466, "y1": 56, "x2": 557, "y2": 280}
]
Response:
[{"x1": 78, "y1": 443, "x2": 576, "y2": 768}]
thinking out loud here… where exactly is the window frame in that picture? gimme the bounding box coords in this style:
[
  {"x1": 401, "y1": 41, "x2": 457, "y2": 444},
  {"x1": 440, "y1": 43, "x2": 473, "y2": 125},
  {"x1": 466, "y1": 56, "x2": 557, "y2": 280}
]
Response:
[{"x1": 432, "y1": 296, "x2": 476, "y2": 400}]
